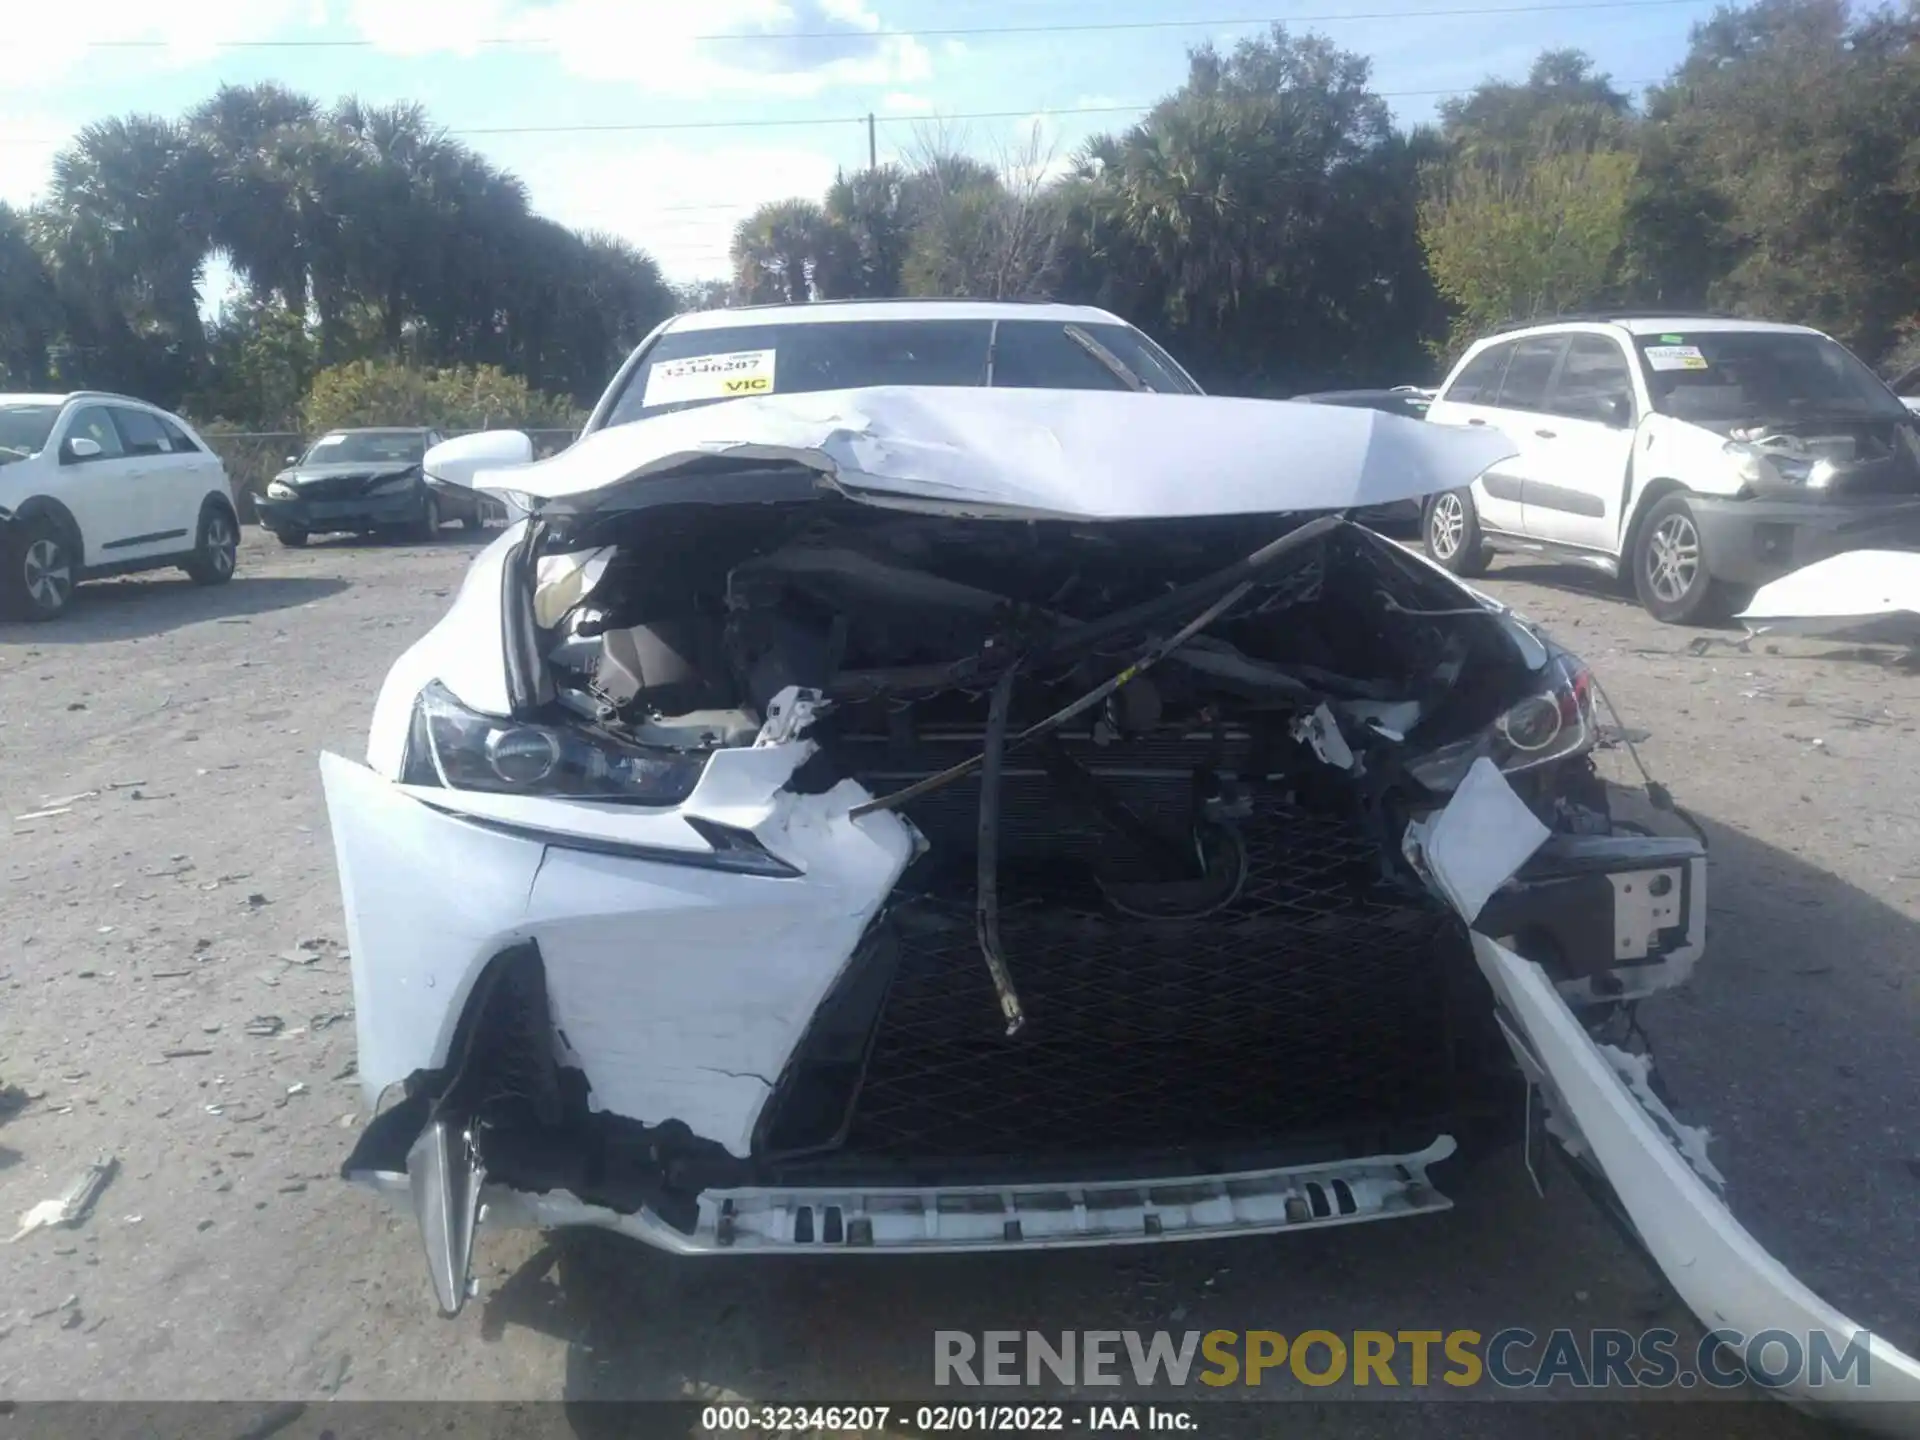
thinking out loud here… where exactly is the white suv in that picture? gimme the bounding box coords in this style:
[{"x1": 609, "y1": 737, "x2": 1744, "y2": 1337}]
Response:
[
  {"x1": 1421, "y1": 315, "x2": 1920, "y2": 623},
  {"x1": 0, "y1": 392, "x2": 240, "y2": 621}
]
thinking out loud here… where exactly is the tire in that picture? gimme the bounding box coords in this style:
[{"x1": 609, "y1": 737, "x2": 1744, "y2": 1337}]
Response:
[
  {"x1": 3, "y1": 515, "x2": 78, "y2": 621},
  {"x1": 1422, "y1": 488, "x2": 1492, "y2": 577},
  {"x1": 183, "y1": 504, "x2": 239, "y2": 586},
  {"x1": 1631, "y1": 492, "x2": 1735, "y2": 625},
  {"x1": 410, "y1": 492, "x2": 441, "y2": 543},
  {"x1": 273, "y1": 528, "x2": 308, "y2": 548},
  {"x1": 461, "y1": 504, "x2": 486, "y2": 533}
]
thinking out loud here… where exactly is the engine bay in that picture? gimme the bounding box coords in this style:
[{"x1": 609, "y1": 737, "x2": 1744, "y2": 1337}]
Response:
[{"x1": 538, "y1": 500, "x2": 1550, "y2": 781}]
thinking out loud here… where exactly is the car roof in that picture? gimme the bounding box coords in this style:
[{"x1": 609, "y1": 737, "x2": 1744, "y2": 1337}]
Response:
[
  {"x1": 320, "y1": 426, "x2": 431, "y2": 434},
  {"x1": 1481, "y1": 316, "x2": 1827, "y2": 344},
  {"x1": 1, "y1": 391, "x2": 181, "y2": 410},
  {"x1": 662, "y1": 298, "x2": 1128, "y2": 334}
]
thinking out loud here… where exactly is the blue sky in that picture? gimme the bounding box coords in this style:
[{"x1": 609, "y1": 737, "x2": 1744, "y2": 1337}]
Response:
[{"x1": 2, "y1": 0, "x2": 1725, "y2": 290}]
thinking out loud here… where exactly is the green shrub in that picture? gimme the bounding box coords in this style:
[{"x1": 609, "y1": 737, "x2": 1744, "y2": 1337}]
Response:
[{"x1": 300, "y1": 360, "x2": 581, "y2": 435}]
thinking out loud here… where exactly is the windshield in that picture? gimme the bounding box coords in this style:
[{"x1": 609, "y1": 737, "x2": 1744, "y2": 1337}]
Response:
[
  {"x1": 0, "y1": 404, "x2": 61, "y2": 466},
  {"x1": 1637, "y1": 331, "x2": 1907, "y2": 426},
  {"x1": 601, "y1": 317, "x2": 1199, "y2": 430},
  {"x1": 301, "y1": 431, "x2": 426, "y2": 465}
]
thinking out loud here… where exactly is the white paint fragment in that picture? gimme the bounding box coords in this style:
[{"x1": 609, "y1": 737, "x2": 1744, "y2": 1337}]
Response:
[
  {"x1": 1339, "y1": 698, "x2": 1422, "y2": 742},
  {"x1": 1403, "y1": 757, "x2": 1550, "y2": 924},
  {"x1": 1596, "y1": 1044, "x2": 1725, "y2": 1189},
  {"x1": 1738, "y1": 549, "x2": 1920, "y2": 643},
  {"x1": 1292, "y1": 703, "x2": 1356, "y2": 770}
]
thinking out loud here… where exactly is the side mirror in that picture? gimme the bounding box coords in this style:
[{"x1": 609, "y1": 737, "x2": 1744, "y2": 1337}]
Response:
[
  {"x1": 66, "y1": 436, "x2": 102, "y2": 461},
  {"x1": 1603, "y1": 394, "x2": 1633, "y2": 428},
  {"x1": 284, "y1": 453, "x2": 298, "y2": 464},
  {"x1": 424, "y1": 430, "x2": 534, "y2": 489}
]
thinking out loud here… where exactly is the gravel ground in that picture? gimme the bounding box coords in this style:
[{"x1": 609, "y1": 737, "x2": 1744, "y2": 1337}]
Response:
[{"x1": 1, "y1": 525, "x2": 1915, "y2": 1432}]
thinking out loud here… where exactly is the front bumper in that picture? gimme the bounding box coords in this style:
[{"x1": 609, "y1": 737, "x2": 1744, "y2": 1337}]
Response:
[
  {"x1": 256, "y1": 484, "x2": 428, "y2": 533},
  {"x1": 1690, "y1": 493, "x2": 1920, "y2": 586},
  {"x1": 321, "y1": 744, "x2": 1920, "y2": 1422}
]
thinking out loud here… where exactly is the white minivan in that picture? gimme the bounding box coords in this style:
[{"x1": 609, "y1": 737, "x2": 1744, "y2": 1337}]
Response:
[{"x1": 1421, "y1": 314, "x2": 1920, "y2": 623}]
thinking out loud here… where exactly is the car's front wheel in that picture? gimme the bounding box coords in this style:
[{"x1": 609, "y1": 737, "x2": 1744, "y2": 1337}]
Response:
[
  {"x1": 273, "y1": 528, "x2": 308, "y2": 548},
  {"x1": 1423, "y1": 488, "x2": 1491, "y2": 577},
  {"x1": 3, "y1": 516, "x2": 78, "y2": 621},
  {"x1": 1632, "y1": 492, "x2": 1735, "y2": 625},
  {"x1": 183, "y1": 504, "x2": 239, "y2": 586}
]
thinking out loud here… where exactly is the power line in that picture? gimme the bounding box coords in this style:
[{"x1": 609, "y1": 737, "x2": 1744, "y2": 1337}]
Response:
[
  {"x1": 447, "y1": 79, "x2": 1662, "y2": 137},
  {"x1": 83, "y1": 0, "x2": 1711, "y2": 49}
]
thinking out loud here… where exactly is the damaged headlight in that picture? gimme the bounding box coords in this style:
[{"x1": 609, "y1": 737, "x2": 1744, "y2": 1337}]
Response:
[
  {"x1": 401, "y1": 681, "x2": 706, "y2": 804},
  {"x1": 1724, "y1": 439, "x2": 1836, "y2": 493},
  {"x1": 1405, "y1": 651, "x2": 1597, "y2": 791}
]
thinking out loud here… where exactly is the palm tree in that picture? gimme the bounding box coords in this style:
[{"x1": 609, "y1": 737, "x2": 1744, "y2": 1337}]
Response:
[
  {"x1": 731, "y1": 199, "x2": 829, "y2": 303},
  {"x1": 188, "y1": 83, "x2": 322, "y2": 315},
  {"x1": 819, "y1": 165, "x2": 910, "y2": 298},
  {"x1": 0, "y1": 204, "x2": 62, "y2": 387},
  {"x1": 37, "y1": 115, "x2": 213, "y2": 397}
]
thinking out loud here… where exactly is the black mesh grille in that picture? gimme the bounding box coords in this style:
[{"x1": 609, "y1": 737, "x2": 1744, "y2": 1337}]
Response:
[{"x1": 765, "y1": 797, "x2": 1469, "y2": 1167}]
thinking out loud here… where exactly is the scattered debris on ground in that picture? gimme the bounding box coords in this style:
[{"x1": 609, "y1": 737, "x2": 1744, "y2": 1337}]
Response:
[{"x1": 9, "y1": 1157, "x2": 119, "y2": 1242}]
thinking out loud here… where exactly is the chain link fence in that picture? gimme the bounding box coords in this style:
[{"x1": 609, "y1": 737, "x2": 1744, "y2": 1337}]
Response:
[{"x1": 199, "y1": 427, "x2": 580, "y2": 522}]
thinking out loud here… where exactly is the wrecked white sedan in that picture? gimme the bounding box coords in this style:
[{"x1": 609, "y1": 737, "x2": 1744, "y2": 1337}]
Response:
[{"x1": 321, "y1": 385, "x2": 1918, "y2": 1417}]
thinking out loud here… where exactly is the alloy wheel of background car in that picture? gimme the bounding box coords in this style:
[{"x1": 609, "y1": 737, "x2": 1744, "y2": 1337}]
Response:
[
  {"x1": 1646, "y1": 515, "x2": 1699, "y2": 602},
  {"x1": 185, "y1": 508, "x2": 239, "y2": 586},
  {"x1": 1423, "y1": 489, "x2": 1490, "y2": 577},
  {"x1": 1632, "y1": 492, "x2": 1730, "y2": 625},
  {"x1": 16, "y1": 528, "x2": 75, "y2": 620}
]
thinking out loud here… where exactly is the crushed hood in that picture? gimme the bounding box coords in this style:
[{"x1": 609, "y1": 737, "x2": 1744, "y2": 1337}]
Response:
[{"x1": 475, "y1": 386, "x2": 1518, "y2": 520}]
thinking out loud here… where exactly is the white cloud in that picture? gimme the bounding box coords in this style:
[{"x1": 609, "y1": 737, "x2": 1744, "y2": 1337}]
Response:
[
  {"x1": 345, "y1": 0, "x2": 931, "y2": 97},
  {"x1": 880, "y1": 92, "x2": 935, "y2": 116},
  {"x1": 505, "y1": 136, "x2": 848, "y2": 282},
  {"x1": 0, "y1": 114, "x2": 71, "y2": 209},
  {"x1": 8, "y1": 0, "x2": 310, "y2": 87}
]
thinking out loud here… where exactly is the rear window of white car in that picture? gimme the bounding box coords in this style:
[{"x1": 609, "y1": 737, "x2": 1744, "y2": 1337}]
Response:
[{"x1": 600, "y1": 318, "x2": 1199, "y2": 430}]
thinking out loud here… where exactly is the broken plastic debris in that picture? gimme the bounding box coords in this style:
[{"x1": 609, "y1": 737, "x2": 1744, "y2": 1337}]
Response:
[
  {"x1": 8, "y1": 1156, "x2": 118, "y2": 1242},
  {"x1": 1738, "y1": 549, "x2": 1920, "y2": 643},
  {"x1": 14, "y1": 808, "x2": 72, "y2": 823},
  {"x1": 1598, "y1": 1044, "x2": 1725, "y2": 1189},
  {"x1": 1292, "y1": 703, "x2": 1356, "y2": 769},
  {"x1": 756, "y1": 685, "x2": 829, "y2": 747},
  {"x1": 1404, "y1": 757, "x2": 1550, "y2": 924}
]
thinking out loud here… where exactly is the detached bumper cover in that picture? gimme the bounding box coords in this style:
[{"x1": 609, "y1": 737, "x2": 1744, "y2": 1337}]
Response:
[
  {"x1": 1689, "y1": 493, "x2": 1920, "y2": 586},
  {"x1": 1413, "y1": 760, "x2": 1920, "y2": 1423}
]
